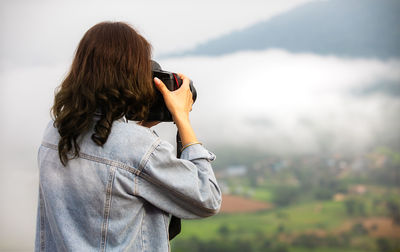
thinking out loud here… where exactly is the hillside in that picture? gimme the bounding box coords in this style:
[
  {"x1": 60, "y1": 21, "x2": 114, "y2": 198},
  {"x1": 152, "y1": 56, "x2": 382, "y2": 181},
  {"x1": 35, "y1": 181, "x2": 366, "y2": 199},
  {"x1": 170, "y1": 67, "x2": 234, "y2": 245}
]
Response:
[{"x1": 170, "y1": 0, "x2": 400, "y2": 59}]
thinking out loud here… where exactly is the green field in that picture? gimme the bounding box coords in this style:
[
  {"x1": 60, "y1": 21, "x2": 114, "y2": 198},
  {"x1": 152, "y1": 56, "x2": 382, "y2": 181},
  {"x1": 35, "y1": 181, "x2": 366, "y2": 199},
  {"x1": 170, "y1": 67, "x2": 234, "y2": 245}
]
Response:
[
  {"x1": 177, "y1": 201, "x2": 347, "y2": 240},
  {"x1": 170, "y1": 147, "x2": 400, "y2": 252},
  {"x1": 171, "y1": 197, "x2": 400, "y2": 252}
]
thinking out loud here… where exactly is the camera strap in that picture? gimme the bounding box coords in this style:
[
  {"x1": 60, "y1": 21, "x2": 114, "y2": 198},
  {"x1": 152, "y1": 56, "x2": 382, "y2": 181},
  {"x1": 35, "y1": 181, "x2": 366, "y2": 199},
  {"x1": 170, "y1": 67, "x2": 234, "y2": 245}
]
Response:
[
  {"x1": 168, "y1": 215, "x2": 181, "y2": 240},
  {"x1": 168, "y1": 131, "x2": 182, "y2": 240}
]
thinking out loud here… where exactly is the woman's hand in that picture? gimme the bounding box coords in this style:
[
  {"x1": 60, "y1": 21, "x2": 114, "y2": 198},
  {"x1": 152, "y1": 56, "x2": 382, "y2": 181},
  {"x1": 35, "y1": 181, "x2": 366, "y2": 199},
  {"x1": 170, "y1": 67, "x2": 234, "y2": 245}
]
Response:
[
  {"x1": 154, "y1": 73, "x2": 198, "y2": 146},
  {"x1": 154, "y1": 73, "x2": 193, "y2": 124}
]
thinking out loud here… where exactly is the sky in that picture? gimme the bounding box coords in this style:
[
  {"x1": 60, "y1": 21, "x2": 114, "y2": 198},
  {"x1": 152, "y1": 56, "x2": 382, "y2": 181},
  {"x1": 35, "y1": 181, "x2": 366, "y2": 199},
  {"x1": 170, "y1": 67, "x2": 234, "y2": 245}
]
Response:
[
  {"x1": 0, "y1": 0, "x2": 313, "y2": 67},
  {"x1": 0, "y1": 1, "x2": 321, "y2": 250}
]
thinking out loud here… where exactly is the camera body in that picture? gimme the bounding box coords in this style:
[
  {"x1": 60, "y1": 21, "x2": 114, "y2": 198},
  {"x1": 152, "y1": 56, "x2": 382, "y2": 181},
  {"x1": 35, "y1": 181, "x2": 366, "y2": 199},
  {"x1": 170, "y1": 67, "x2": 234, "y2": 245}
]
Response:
[
  {"x1": 147, "y1": 69, "x2": 196, "y2": 121},
  {"x1": 126, "y1": 61, "x2": 197, "y2": 122}
]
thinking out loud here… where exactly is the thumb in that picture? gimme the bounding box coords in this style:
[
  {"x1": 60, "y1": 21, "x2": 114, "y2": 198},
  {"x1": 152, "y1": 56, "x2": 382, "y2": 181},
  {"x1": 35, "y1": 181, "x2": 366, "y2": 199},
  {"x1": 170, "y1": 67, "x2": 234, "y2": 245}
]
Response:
[{"x1": 154, "y1": 77, "x2": 169, "y2": 96}]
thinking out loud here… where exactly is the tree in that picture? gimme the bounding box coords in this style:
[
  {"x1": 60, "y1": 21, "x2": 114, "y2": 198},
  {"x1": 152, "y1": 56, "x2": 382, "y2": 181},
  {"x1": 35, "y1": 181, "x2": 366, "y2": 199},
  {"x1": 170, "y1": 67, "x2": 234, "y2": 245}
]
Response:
[
  {"x1": 273, "y1": 186, "x2": 299, "y2": 206},
  {"x1": 386, "y1": 200, "x2": 400, "y2": 225},
  {"x1": 344, "y1": 198, "x2": 366, "y2": 216}
]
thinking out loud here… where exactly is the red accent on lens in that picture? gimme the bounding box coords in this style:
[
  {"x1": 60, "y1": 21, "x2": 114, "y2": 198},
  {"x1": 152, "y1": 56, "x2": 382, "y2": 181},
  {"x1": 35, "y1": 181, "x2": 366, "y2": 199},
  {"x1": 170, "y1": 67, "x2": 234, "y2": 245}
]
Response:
[{"x1": 173, "y1": 73, "x2": 179, "y2": 89}]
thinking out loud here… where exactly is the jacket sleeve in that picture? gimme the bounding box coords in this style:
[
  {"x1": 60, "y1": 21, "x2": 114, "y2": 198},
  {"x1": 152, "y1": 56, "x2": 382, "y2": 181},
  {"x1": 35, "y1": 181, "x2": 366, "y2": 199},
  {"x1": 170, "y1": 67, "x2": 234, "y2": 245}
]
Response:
[{"x1": 136, "y1": 139, "x2": 222, "y2": 219}]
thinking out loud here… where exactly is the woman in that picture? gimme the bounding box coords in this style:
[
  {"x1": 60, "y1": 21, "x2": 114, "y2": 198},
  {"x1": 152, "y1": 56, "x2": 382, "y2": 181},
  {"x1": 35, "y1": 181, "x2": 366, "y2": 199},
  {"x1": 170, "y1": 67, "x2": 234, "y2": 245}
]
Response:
[{"x1": 35, "y1": 21, "x2": 221, "y2": 251}]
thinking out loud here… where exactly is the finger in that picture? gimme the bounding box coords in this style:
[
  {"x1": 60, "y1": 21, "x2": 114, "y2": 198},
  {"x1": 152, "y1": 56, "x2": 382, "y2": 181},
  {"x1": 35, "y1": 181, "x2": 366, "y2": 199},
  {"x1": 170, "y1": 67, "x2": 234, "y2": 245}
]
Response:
[
  {"x1": 181, "y1": 77, "x2": 190, "y2": 89},
  {"x1": 177, "y1": 74, "x2": 190, "y2": 90},
  {"x1": 177, "y1": 73, "x2": 187, "y2": 80},
  {"x1": 154, "y1": 77, "x2": 169, "y2": 95},
  {"x1": 177, "y1": 73, "x2": 190, "y2": 87}
]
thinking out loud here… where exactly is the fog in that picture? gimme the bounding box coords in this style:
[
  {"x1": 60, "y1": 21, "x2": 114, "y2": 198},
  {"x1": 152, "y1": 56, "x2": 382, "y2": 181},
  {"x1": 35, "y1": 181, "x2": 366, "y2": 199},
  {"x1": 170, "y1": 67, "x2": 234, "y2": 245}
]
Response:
[
  {"x1": 1, "y1": 48, "x2": 399, "y2": 249},
  {"x1": 1, "y1": 0, "x2": 399, "y2": 250},
  {"x1": 158, "y1": 50, "x2": 400, "y2": 154}
]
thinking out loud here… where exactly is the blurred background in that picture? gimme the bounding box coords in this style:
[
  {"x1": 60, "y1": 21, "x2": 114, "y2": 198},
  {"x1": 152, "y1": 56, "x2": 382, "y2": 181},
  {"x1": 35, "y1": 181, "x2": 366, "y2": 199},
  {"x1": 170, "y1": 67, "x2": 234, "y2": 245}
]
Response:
[{"x1": 1, "y1": 0, "x2": 400, "y2": 251}]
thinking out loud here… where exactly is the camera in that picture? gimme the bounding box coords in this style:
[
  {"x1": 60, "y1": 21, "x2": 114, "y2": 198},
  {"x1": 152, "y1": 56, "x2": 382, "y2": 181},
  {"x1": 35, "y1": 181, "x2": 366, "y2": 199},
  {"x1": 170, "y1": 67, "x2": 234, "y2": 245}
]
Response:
[
  {"x1": 146, "y1": 61, "x2": 197, "y2": 122},
  {"x1": 125, "y1": 61, "x2": 197, "y2": 122}
]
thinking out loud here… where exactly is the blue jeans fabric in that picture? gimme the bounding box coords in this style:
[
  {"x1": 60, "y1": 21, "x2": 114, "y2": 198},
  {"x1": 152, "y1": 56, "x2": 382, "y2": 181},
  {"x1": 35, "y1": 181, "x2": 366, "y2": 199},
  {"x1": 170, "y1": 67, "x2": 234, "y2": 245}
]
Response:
[{"x1": 35, "y1": 119, "x2": 221, "y2": 251}]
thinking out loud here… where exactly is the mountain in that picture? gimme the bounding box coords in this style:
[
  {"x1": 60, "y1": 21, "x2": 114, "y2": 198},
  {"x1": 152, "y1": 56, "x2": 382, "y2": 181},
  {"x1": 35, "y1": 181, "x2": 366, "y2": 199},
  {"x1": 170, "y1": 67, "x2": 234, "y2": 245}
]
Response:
[{"x1": 169, "y1": 0, "x2": 400, "y2": 58}]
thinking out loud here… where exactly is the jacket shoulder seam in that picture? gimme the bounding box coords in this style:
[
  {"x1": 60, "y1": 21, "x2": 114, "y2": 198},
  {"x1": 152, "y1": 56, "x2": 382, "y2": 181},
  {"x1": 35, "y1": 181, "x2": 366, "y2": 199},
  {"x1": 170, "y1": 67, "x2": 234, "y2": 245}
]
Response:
[
  {"x1": 41, "y1": 141, "x2": 220, "y2": 216},
  {"x1": 138, "y1": 138, "x2": 162, "y2": 173},
  {"x1": 41, "y1": 142, "x2": 140, "y2": 176}
]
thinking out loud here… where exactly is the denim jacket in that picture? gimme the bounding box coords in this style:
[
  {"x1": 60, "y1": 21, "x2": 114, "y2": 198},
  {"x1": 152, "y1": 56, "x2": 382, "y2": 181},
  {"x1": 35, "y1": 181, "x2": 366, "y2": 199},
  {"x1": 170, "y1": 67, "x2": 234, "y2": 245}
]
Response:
[{"x1": 35, "y1": 119, "x2": 222, "y2": 252}]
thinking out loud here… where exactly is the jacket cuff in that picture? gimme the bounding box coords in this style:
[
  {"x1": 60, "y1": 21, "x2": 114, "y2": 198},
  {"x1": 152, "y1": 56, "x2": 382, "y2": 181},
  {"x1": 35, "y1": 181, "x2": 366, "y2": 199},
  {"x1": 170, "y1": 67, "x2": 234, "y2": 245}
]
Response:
[{"x1": 180, "y1": 144, "x2": 216, "y2": 162}]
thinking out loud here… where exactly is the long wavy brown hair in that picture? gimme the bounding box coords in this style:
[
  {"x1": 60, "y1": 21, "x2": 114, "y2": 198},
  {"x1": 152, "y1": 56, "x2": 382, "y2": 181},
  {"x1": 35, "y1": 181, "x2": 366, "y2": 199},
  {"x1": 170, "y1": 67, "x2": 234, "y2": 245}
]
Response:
[{"x1": 52, "y1": 21, "x2": 154, "y2": 166}]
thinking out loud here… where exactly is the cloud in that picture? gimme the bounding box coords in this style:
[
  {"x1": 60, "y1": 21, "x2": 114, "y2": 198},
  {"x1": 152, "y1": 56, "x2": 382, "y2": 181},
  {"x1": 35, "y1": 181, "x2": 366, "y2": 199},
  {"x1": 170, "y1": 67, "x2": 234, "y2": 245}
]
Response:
[
  {"x1": 351, "y1": 80, "x2": 400, "y2": 97},
  {"x1": 160, "y1": 50, "x2": 400, "y2": 154}
]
